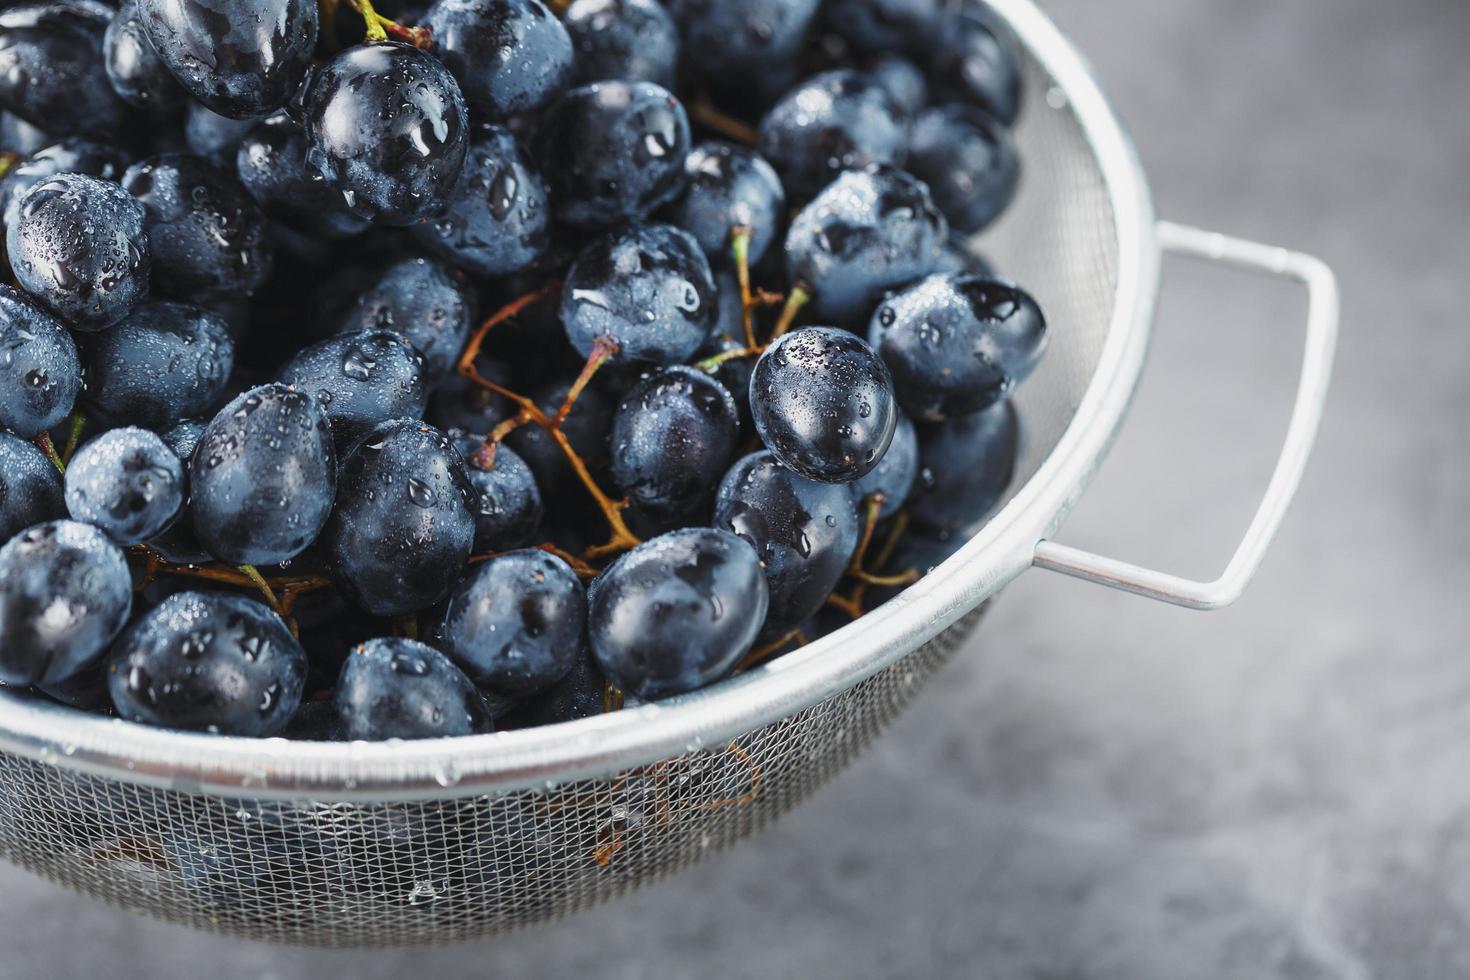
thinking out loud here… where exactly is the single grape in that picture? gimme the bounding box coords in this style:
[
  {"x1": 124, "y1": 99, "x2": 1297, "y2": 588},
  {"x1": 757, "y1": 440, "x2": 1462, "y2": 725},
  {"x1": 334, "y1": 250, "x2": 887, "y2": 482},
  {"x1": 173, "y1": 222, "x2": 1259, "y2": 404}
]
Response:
[
  {"x1": 450, "y1": 432, "x2": 543, "y2": 552},
  {"x1": 610, "y1": 366, "x2": 740, "y2": 529},
  {"x1": 108, "y1": 590, "x2": 306, "y2": 736},
  {"x1": 322, "y1": 419, "x2": 476, "y2": 616},
  {"x1": 64, "y1": 426, "x2": 185, "y2": 545},
  {"x1": 499, "y1": 649, "x2": 608, "y2": 728},
  {"x1": 713, "y1": 450, "x2": 859, "y2": 638},
  {"x1": 849, "y1": 408, "x2": 917, "y2": 518},
  {"x1": 696, "y1": 319, "x2": 755, "y2": 434},
  {"x1": 190, "y1": 383, "x2": 337, "y2": 565},
  {"x1": 822, "y1": 0, "x2": 938, "y2": 51},
  {"x1": 147, "y1": 419, "x2": 210, "y2": 564},
  {"x1": 411, "y1": 124, "x2": 550, "y2": 279},
  {"x1": 304, "y1": 42, "x2": 469, "y2": 226},
  {"x1": 784, "y1": 164, "x2": 946, "y2": 323},
  {"x1": 34, "y1": 659, "x2": 113, "y2": 713},
  {"x1": 906, "y1": 104, "x2": 1020, "y2": 234},
  {"x1": 0, "y1": 519, "x2": 132, "y2": 686},
  {"x1": 667, "y1": 0, "x2": 819, "y2": 77},
  {"x1": 537, "y1": 80, "x2": 691, "y2": 228},
  {"x1": 235, "y1": 112, "x2": 371, "y2": 239},
  {"x1": 137, "y1": 0, "x2": 318, "y2": 119},
  {"x1": 908, "y1": 399, "x2": 1018, "y2": 533},
  {"x1": 0, "y1": 1, "x2": 131, "y2": 137},
  {"x1": 928, "y1": 1, "x2": 1023, "y2": 126},
  {"x1": 0, "y1": 284, "x2": 80, "y2": 437},
  {"x1": 504, "y1": 375, "x2": 613, "y2": 498},
  {"x1": 588, "y1": 526, "x2": 768, "y2": 700},
  {"x1": 0, "y1": 137, "x2": 126, "y2": 228},
  {"x1": 868, "y1": 274, "x2": 1045, "y2": 420},
  {"x1": 423, "y1": 0, "x2": 572, "y2": 118},
  {"x1": 331, "y1": 255, "x2": 473, "y2": 384},
  {"x1": 0, "y1": 431, "x2": 65, "y2": 543},
  {"x1": 864, "y1": 52, "x2": 928, "y2": 117},
  {"x1": 751, "y1": 326, "x2": 897, "y2": 483},
  {"x1": 662, "y1": 141, "x2": 786, "y2": 267},
  {"x1": 758, "y1": 69, "x2": 908, "y2": 202},
  {"x1": 564, "y1": 0, "x2": 678, "y2": 88},
  {"x1": 81, "y1": 301, "x2": 235, "y2": 430},
  {"x1": 122, "y1": 153, "x2": 275, "y2": 300},
  {"x1": 276, "y1": 330, "x2": 429, "y2": 451},
  {"x1": 335, "y1": 637, "x2": 491, "y2": 740},
  {"x1": 6, "y1": 172, "x2": 150, "y2": 331},
  {"x1": 434, "y1": 549, "x2": 585, "y2": 698},
  {"x1": 561, "y1": 223, "x2": 717, "y2": 366},
  {"x1": 184, "y1": 100, "x2": 254, "y2": 166},
  {"x1": 282, "y1": 699, "x2": 347, "y2": 741},
  {"x1": 103, "y1": 0, "x2": 185, "y2": 113}
]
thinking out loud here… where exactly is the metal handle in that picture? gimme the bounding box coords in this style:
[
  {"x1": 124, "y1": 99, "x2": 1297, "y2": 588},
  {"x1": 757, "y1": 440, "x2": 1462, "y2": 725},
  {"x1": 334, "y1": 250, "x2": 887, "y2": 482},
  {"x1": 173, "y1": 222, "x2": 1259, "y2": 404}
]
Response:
[{"x1": 1032, "y1": 220, "x2": 1340, "y2": 610}]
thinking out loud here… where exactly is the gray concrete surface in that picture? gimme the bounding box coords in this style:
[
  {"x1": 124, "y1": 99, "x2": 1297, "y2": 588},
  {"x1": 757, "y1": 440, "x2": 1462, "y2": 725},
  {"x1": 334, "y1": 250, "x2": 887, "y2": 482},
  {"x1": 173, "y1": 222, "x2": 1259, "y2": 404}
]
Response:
[{"x1": 1, "y1": 0, "x2": 1461, "y2": 976}]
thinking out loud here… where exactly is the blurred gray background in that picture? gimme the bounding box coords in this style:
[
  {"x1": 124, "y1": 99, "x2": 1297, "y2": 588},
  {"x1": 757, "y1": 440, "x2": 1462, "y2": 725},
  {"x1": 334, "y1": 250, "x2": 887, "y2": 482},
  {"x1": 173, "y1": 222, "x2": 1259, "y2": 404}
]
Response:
[{"x1": 3, "y1": 0, "x2": 1463, "y2": 977}]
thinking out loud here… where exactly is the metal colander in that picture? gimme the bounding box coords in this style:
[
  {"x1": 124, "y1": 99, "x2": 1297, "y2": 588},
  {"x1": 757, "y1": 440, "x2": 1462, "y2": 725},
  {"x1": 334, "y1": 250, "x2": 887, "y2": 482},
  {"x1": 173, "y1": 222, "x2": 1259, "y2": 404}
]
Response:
[{"x1": 0, "y1": 0, "x2": 1339, "y2": 947}]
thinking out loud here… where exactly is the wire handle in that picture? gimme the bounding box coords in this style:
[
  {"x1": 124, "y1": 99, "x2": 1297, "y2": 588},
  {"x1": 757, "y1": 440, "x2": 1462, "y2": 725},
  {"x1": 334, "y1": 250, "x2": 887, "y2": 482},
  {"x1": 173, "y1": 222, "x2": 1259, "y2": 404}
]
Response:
[{"x1": 1032, "y1": 220, "x2": 1340, "y2": 609}]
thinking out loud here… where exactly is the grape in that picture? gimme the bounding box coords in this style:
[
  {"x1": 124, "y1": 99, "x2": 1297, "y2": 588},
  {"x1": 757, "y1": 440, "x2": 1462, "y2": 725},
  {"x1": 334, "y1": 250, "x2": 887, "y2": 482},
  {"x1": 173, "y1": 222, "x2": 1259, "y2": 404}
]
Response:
[
  {"x1": 0, "y1": 137, "x2": 125, "y2": 228},
  {"x1": 713, "y1": 450, "x2": 859, "y2": 638},
  {"x1": 190, "y1": 383, "x2": 337, "y2": 565},
  {"x1": 334, "y1": 637, "x2": 491, "y2": 740},
  {"x1": 505, "y1": 375, "x2": 613, "y2": 500},
  {"x1": 564, "y1": 0, "x2": 678, "y2": 89},
  {"x1": 758, "y1": 69, "x2": 909, "y2": 201},
  {"x1": 0, "y1": 1, "x2": 131, "y2": 138},
  {"x1": 0, "y1": 283, "x2": 80, "y2": 437},
  {"x1": 429, "y1": 367, "x2": 517, "y2": 435},
  {"x1": 784, "y1": 164, "x2": 946, "y2": 323},
  {"x1": 849, "y1": 408, "x2": 917, "y2": 518},
  {"x1": 561, "y1": 222, "x2": 717, "y2": 366},
  {"x1": 934, "y1": 238, "x2": 995, "y2": 277},
  {"x1": 80, "y1": 301, "x2": 235, "y2": 430},
  {"x1": 147, "y1": 420, "x2": 210, "y2": 564},
  {"x1": 322, "y1": 419, "x2": 476, "y2": 616},
  {"x1": 282, "y1": 699, "x2": 347, "y2": 741},
  {"x1": 183, "y1": 99, "x2": 254, "y2": 166},
  {"x1": 868, "y1": 274, "x2": 1045, "y2": 420},
  {"x1": 822, "y1": 0, "x2": 938, "y2": 52},
  {"x1": 588, "y1": 526, "x2": 768, "y2": 699},
  {"x1": 0, "y1": 431, "x2": 65, "y2": 544},
  {"x1": 662, "y1": 140, "x2": 786, "y2": 267},
  {"x1": 905, "y1": 104, "x2": 1020, "y2": 234},
  {"x1": 450, "y1": 432, "x2": 543, "y2": 553},
  {"x1": 499, "y1": 649, "x2": 608, "y2": 728},
  {"x1": 0, "y1": 111, "x2": 52, "y2": 157},
  {"x1": 865, "y1": 52, "x2": 929, "y2": 116},
  {"x1": 235, "y1": 112, "x2": 371, "y2": 239},
  {"x1": 137, "y1": 0, "x2": 318, "y2": 119},
  {"x1": 64, "y1": 425, "x2": 185, "y2": 546},
  {"x1": 908, "y1": 399, "x2": 1018, "y2": 533},
  {"x1": 928, "y1": 1, "x2": 1022, "y2": 126},
  {"x1": 102, "y1": 0, "x2": 185, "y2": 113},
  {"x1": 108, "y1": 590, "x2": 306, "y2": 736},
  {"x1": 750, "y1": 326, "x2": 897, "y2": 483},
  {"x1": 434, "y1": 549, "x2": 585, "y2": 698},
  {"x1": 6, "y1": 172, "x2": 150, "y2": 331},
  {"x1": 667, "y1": 0, "x2": 819, "y2": 77},
  {"x1": 423, "y1": 0, "x2": 573, "y2": 118},
  {"x1": 331, "y1": 255, "x2": 474, "y2": 383},
  {"x1": 276, "y1": 330, "x2": 429, "y2": 451},
  {"x1": 304, "y1": 42, "x2": 469, "y2": 226},
  {"x1": 0, "y1": 519, "x2": 132, "y2": 686}
]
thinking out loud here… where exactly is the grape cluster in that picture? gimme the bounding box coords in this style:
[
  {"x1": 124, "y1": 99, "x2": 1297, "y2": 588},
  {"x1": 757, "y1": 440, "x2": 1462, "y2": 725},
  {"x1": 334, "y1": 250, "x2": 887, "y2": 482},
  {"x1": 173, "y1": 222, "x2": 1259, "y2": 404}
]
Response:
[{"x1": 0, "y1": 0, "x2": 1044, "y2": 741}]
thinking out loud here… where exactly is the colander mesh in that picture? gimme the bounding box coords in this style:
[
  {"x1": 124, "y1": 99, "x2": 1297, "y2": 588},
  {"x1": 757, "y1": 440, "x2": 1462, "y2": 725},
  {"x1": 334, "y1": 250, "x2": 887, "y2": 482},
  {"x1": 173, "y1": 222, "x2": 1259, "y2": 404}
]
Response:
[{"x1": 0, "y1": 35, "x2": 1123, "y2": 947}]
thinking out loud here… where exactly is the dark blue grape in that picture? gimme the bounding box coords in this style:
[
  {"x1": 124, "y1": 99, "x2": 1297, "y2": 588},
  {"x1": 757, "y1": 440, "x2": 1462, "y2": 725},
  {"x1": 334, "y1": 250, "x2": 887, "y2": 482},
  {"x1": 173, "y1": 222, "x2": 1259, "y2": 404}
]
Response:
[
  {"x1": 906, "y1": 104, "x2": 1019, "y2": 234},
  {"x1": 122, "y1": 153, "x2": 275, "y2": 300},
  {"x1": 0, "y1": 519, "x2": 132, "y2": 686},
  {"x1": 331, "y1": 254, "x2": 473, "y2": 384},
  {"x1": 334, "y1": 637, "x2": 490, "y2": 740},
  {"x1": 537, "y1": 80, "x2": 691, "y2": 228},
  {"x1": 423, "y1": 0, "x2": 572, "y2": 118},
  {"x1": 663, "y1": 140, "x2": 785, "y2": 267},
  {"x1": 751, "y1": 326, "x2": 896, "y2": 483},
  {"x1": 908, "y1": 399, "x2": 1017, "y2": 533},
  {"x1": 0, "y1": 1, "x2": 131, "y2": 138},
  {"x1": 0, "y1": 111, "x2": 52, "y2": 156},
  {"x1": 434, "y1": 548, "x2": 585, "y2": 698},
  {"x1": 784, "y1": 164, "x2": 945, "y2": 323},
  {"x1": 504, "y1": 374, "x2": 613, "y2": 498},
  {"x1": 823, "y1": 0, "x2": 937, "y2": 51},
  {"x1": 138, "y1": 0, "x2": 318, "y2": 119},
  {"x1": 323, "y1": 419, "x2": 475, "y2": 616},
  {"x1": 757, "y1": 69, "x2": 908, "y2": 201},
  {"x1": 34, "y1": 659, "x2": 113, "y2": 712},
  {"x1": 428, "y1": 365, "x2": 517, "y2": 434},
  {"x1": 849, "y1": 407, "x2": 916, "y2": 518},
  {"x1": 147, "y1": 419, "x2": 210, "y2": 563},
  {"x1": 190, "y1": 382, "x2": 337, "y2": 565},
  {"x1": 411, "y1": 124, "x2": 550, "y2": 278},
  {"x1": 6, "y1": 172, "x2": 150, "y2": 331},
  {"x1": 234, "y1": 112, "x2": 370, "y2": 238},
  {"x1": 713, "y1": 450, "x2": 858, "y2": 637},
  {"x1": 928, "y1": 1, "x2": 1022, "y2": 126},
  {"x1": 450, "y1": 432, "x2": 543, "y2": 552},
  {"x1": 610, "y1": 366, "x2": 739, "y2": 528},
  {"x1": 667, "y1": 0, "x2": 819, "y2": 77},
  {"x1": 108, "y1": 590, "x2": 306, "y2": 736},
  {"x1": 0, "y1": 431, "x2": 65, "y2": 543},
  {"x1": 183, "y1": 99, "x2": 253, "y2": 166},
  {"x1": 64, "y1": 426, "x2": 185, "y2": 545},
  {"x1": 565, "y1": 0, "x2": 678, "y2": 88},
  {"x1": 588, "y1": 526, "x2": 767, "y2": 700},
  {"x1": 304, "y1": 42, "x2": 468, "y2": 226},
  {"x1": 81, "y1": 300, "x2": 235, "y2": 429},
  {"x1": 561, "y1": 222, "x2": 716, "y2": 366},
  {"x1": 276, "y1": 330, "x2": 429, "y2": 451},
  {"x1": 865, "y1": 52, "x2": 928, "y2": 116},
  {"x1": 697, "y1": 319, "x2": 755, "y2": 433},
  {"x1": 0, "y1": 284, "x2": 80, "y2": 437},
  {"x1": 868, "y1": 274, "x2": 1045, "y2": 420},
  {"x1": 103, "y1": 0, "x2": 185, "y2": 113},
  {"x1": 499, "y1": 648, "x2": 607, "y2": 728},
  {"x1": 934, "y1": 238, "x2": 994, "y2": 277},
  {"x1": 283, "y1": 698, "x2": 347, "y2": 741},
  {"x1": 0, "y1": 137, "x2": 126, "y2": 228}
]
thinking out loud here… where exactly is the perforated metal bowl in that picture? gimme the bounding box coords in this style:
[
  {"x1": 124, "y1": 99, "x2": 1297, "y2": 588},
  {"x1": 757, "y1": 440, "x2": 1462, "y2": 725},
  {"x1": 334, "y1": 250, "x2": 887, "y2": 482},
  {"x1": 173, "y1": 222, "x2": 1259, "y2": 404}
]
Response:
[{"x1": 0, "y1": 0, "x2": 1339, "y2": 947}]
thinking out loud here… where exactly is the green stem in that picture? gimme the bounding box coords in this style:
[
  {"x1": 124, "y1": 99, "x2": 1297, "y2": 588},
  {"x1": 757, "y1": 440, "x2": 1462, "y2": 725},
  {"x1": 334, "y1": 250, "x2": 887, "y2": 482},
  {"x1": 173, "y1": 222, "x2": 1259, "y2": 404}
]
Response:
[
  {"x1": 34, "y1": 431, "x2": 64, "y2": 475},
  {"x1": 769, "y1": 285, "x2": 811, "y2": 341},
  {"x1": 60, "y1": 411, "x2": 86, "y2": 466},
  {"x1": 236, "y1": 564, "x2": 283, "y2": 612}
]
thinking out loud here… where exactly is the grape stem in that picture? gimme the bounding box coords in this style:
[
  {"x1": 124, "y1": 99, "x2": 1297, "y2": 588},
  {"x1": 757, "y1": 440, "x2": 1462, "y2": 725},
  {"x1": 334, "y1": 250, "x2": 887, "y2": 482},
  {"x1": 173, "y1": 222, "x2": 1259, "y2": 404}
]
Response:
[
  {"x1": 826, "y1": 507, "x2": 917, "y2": 619},
  {"x1": 688, "y1": 100, "x2": 759, "y2": 146},
  {"x1": 0, "y1": 151, "x2": 19, "y2": 181},
  {"x1": 341, "y1": 0, "x2": 431, "y2": 46},
  {"x1": 735, "y1": 628, "x2": 808, "y2": 673},
  {"x1": 60, "y1": 411, "x2": 86, "y2": 466},
  {"x1": 131, "y1": 547, "x2": 331, "y2": 635},
  {"x1": 730, "y1": 226, "x2": 757, "y2": 349},
  {"x1": 33, "y1": 431, "x2": 64, "y2": 475},
  {"x1": 768, "y1": 284, "x2": 810, "y2": 341}
]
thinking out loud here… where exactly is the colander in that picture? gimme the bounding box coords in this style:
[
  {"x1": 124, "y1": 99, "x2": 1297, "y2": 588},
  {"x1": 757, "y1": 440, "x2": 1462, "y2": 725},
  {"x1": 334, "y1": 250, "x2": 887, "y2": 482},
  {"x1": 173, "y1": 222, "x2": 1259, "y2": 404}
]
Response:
[{"x1": 0, "y1": 0, "x2": 1339, "y2": 947}]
